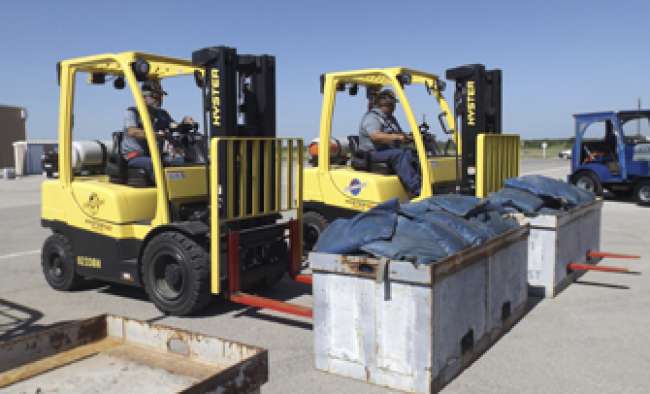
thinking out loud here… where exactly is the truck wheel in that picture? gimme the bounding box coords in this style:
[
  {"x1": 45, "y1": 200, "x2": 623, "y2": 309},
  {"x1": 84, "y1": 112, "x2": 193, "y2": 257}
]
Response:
[
  {"x1": 634, "y1": 180, "x2": 650, "y2": 205},
  {"x1": 42, "y1": 234, "x2": 83, "y2": 291},
  {"x1": 573, "y1": 172, "x2": 603, "y2": 196},
  {"x1": 142, "y1": 232, "x2": 211, "y2": 316},
  {"x1": 303, "y1": 211, "x2": 329, "y2": 252}
]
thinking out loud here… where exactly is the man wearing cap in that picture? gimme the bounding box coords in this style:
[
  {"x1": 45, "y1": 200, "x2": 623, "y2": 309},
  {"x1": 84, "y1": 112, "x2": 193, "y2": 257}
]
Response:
[
  {"x1": 358, "y1": 89, "x2": 421, "y2": 196},
  {"x1": 121, "y1": 80, "x2": 193, "y2": 180}
]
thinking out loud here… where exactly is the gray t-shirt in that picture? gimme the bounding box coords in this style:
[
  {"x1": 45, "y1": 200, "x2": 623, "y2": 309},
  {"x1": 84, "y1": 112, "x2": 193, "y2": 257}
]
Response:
[
  {"x1": 121, "y1": 107, "x2": 174, "y2": 159},
  {"x1": 358, "y1": 108, "x2": 403, "y2": 152},
  {"x1": 121, "y1": 109, "x2": 146, "y2": 158}
]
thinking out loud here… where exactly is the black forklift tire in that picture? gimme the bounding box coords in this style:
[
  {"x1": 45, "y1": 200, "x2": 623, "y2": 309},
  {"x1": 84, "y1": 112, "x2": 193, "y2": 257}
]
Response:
[
  {"x1": 634, "y1": 180, "x2": 650, "y2": 206},
  {"x1": 572, "y1": 171, "x2": 603, "y2": 196},
  {"x1": 41, "y1": 233, "x2": 83, "y2": 291},
  {"x1": 142, "y1": 232, "x2": 211, "y2": 316},
  {"x1": 303, "y1": 211, "x2": 329, "y2": 252}
]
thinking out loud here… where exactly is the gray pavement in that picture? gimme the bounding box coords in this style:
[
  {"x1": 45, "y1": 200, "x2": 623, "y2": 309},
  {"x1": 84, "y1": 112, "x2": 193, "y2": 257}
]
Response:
[{"x1": 1, "y1": 158, "x2": 649, "y2": 393}]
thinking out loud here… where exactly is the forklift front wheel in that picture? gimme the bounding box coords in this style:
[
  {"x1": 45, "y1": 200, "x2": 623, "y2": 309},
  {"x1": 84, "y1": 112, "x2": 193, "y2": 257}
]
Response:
[
  {"x1": 142, "y1": 232, "x2": 211, "y2": 316},
  {"x1": 303, "y1": 211, "x2": 329, "y2": 252},
  {"x1": 573, "y1": 171, "x2": 603, "y2": 196},
  {"x1": 41, "y1": 234, "x2": 83, "y2": 291},
  {"x1": 634, "y1": 180, "x2": 650, "y2": 205}
]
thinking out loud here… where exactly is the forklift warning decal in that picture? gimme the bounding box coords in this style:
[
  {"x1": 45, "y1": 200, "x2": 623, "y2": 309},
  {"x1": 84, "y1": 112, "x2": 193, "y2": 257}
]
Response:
[
  {"x1": 211, "y1": 69, "x2": 221, "y2": 127},
  {"x1": 344, "y1": 178, "x2": 367, "y2": 196}
]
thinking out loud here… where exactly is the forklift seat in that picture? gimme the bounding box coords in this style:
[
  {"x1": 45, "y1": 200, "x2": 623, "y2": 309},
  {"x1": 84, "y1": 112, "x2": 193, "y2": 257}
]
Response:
[
  {"x1": 106, "y1": 132, "x2": 154, "y2": 187},
  {"x1": 347, "y1": 135, "x2": 394, "y2": 175}
]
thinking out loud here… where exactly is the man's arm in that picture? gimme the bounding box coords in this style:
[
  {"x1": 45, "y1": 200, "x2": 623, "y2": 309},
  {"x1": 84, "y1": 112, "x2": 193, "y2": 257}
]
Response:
[
  {"x1": 125, "y1": 109, "x2": 165, "y2": 140},
  {"x1": 369, "y1": 131, "x2": 407, "y2": 145},
  {"x1": 124, "y1": 109, "x2": 148, "y2": 140},
  {"x1": 361, "y1": 112, "x2": 407, "y2": 146}
]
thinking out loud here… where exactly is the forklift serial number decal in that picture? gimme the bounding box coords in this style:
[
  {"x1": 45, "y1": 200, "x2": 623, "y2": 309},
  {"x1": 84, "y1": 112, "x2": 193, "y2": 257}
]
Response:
[
  {"x1": 84, "y1": 218, "x2": 112, "y2": 232},
  {"x1": 77, "y1": 256, "x2": 102, "y2": 269},
  {"x1": 345, "y1": 199, "x2": 376, "y2": 210}
]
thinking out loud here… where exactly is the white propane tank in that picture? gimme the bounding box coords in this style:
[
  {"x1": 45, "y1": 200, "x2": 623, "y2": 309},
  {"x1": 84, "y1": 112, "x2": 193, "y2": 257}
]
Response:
[
  {"x1": 308, "y1": 137, "x2": 349, "y2": 165},
  {"x1": 71, "y1": 140, "x2": 113, "y2": 170}
]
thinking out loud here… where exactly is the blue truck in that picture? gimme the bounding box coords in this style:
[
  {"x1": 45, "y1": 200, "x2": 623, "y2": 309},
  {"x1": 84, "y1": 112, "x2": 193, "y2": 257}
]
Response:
[{"x1": 570, "y1": 111, "x2": 650, "y2": 205}]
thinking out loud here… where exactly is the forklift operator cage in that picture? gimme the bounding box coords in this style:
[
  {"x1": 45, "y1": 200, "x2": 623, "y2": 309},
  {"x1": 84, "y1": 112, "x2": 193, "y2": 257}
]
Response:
[{"x1": 57, "y1": 52, "x2": 304, "y2": 298}]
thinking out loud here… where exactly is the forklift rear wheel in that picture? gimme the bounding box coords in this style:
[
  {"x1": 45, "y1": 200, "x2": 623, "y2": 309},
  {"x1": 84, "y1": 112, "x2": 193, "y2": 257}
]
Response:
[
  {"x1": 573, "y1": 172, "x2": 603, "y2": 196},
  {"x1": 634, "y1": 180, "x2": 650, "y2": 205},
  {"x1": 41, "y1": 234, "x2": 83, "y2": 291},
  {"x1": 142, "y1": 232, "x2": 211, "y2": 316},
  {"x1": 303, "y1": 211, "x2": 329, "y2": 252}
]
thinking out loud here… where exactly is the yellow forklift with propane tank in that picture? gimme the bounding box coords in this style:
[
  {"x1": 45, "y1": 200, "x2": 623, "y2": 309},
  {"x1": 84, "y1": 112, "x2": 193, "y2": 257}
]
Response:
[
  {"x1": 41, "y1": 47, "x2": 310, "y2": 317},
  {"x1": 302, "y1": 65, "x2": 520, "y2": 250}
]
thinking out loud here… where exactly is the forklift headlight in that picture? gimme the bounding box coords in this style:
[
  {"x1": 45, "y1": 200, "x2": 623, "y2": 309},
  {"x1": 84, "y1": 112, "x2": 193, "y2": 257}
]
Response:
[
  {"x1": 114, "y1": 77, "x2": 125, "y2": 90},
  {"x1": 397, "y1": 73, "x2": 412, "y2": 86},
  {"x1": 131, "y1": 58, "x2": 150, "y2": 82}
]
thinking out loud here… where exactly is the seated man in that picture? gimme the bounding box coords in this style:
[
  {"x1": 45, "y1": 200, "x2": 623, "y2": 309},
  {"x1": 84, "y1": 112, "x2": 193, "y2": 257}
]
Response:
[
  {"x1": 121, "y1": 80, "x2": 193, "y2": 180},
  {"x1": 358, "y1": 89, "x2": 421, "y2": 196}
]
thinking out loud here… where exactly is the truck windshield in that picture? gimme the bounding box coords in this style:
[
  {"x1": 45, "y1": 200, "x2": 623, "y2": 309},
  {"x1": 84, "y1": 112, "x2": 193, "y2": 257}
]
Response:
[{"x1": 621, "y1": 116, "x2": 650, "y2": 142}]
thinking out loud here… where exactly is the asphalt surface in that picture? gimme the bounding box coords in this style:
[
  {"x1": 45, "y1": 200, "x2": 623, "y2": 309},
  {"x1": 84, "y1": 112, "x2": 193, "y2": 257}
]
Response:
[{"x1": 1, "y1": 158, "x2": 648, "y2": 393}]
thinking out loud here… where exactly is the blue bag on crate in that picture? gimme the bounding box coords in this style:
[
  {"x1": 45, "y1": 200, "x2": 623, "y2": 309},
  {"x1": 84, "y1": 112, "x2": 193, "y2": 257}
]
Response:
[
  {"x1": 470, "y1": 210, "x2": 520, "y2": 236},
  {"x1": 487, "y1": 187, "x2": 545, "y2": 215},
  {"x1": 313, "y1": 199, "x2": 399, "y2": 254},
  {"x1": 416, "y1": 210, "x2": 491, "y2": 247},
  {"x1": 426, "y1": 194, "x2": 489, "y2": 217},
  {"x1": 505, "y1": 175, "x2": 594, "y2": 208},
  {"x1": 361, "y1": 216, "x2": 450, "y2": 265}
]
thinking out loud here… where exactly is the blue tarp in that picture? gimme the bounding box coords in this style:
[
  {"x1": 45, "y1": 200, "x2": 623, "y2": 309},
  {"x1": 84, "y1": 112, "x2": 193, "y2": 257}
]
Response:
[
  {"x1": 504, "y1": 175, "x2": 595, "y2": 208},
  {"x1": 313, "y1": 199, "x2": 399, "y2": 254}
]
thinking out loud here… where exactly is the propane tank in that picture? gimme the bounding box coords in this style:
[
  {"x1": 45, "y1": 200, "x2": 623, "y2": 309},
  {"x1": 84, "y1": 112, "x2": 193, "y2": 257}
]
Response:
[
  {"x1": 308, "y1": 137, "x2": 349, "y2": 166},
  {"x1": 71, "y1": 140, "x2": 113, "y2": 171}
]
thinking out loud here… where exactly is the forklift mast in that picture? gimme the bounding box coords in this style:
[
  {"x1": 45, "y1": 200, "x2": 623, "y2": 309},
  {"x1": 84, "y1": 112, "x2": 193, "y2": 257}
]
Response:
[
  {"x1": 192, "y1": 46, "x2": 278, "y2": 220},
  {"x1": 191, "y1": 46, "x2": 276, "y2": 138},
  {"x1": 445, "y1": 64, "x2": 502, "y2": 192}
]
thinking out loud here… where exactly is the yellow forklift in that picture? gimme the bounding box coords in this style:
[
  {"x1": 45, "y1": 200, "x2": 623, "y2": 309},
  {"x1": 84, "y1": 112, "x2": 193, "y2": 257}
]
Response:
[
  {"x1": 41, "y1": 47, "x2": 310, "y2": 317},
  {"x1": 302, "y1": 65, "x2": 520, "y2": 250}
]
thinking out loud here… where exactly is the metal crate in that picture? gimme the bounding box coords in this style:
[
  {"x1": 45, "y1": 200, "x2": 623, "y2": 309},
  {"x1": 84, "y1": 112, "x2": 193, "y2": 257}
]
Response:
[
  {"x1": 0, "y1": 315, "x2": 268, "y2": 393},
  {"x1": 310, "y1": 227, "x2": 529, "y2": 393},
  {"x1": 527, "y1": 199, "x2": 602, "y2": 298}
]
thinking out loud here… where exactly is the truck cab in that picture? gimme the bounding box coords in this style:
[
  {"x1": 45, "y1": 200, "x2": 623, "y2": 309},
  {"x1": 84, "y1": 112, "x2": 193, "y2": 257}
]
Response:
[{"x1": 570, "y1": 111, "x2": 650, "y2": 204}]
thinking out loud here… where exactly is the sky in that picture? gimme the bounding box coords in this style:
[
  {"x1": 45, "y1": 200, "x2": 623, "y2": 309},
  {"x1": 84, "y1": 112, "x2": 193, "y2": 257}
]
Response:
[{"x1": 1, "y1": 0, "x2": 650, "y2": 142}]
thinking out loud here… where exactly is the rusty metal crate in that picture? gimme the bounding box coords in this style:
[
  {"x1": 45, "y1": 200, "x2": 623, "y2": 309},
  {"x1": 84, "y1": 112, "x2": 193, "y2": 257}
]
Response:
[
  {"x1": 310, "y1": 226, "x2": 529, "y2": 393},
  {"x1": 526, "y1": 199, "x2": 602, "y2": 298},
  {"x1": 0, "y1": 315, "x2": 268, "y2": 394}
]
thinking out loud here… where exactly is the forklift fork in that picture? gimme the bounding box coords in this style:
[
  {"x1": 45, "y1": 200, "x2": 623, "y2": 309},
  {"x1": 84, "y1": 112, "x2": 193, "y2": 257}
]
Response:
[{"x1": 226, "y1": 220, "x2": 313, "y2": 319}]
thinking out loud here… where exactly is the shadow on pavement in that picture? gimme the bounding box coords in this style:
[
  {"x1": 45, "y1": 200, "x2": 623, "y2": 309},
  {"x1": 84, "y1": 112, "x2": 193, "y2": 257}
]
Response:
[
  {"x1": 0, "y1": 298, "x2": 46, "y2": 340},
  {"x1": 574, "y1": 280, "x2": 631, "y2": 290},
  {"x1": 92, "y1": 275, "x2": 313, "y2": 330}
]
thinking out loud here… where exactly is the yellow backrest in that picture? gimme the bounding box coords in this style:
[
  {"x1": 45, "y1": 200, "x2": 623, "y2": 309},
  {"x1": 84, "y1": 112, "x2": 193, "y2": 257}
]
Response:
[{"x1": 476, "y1": 134, "x2": 520, "y2": 197}]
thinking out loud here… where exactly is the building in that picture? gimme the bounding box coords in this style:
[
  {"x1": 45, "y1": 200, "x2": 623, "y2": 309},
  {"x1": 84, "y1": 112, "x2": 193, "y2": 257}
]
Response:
[{"x1": 0, "y1": 105, "x2": 27, "y2": 168}]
